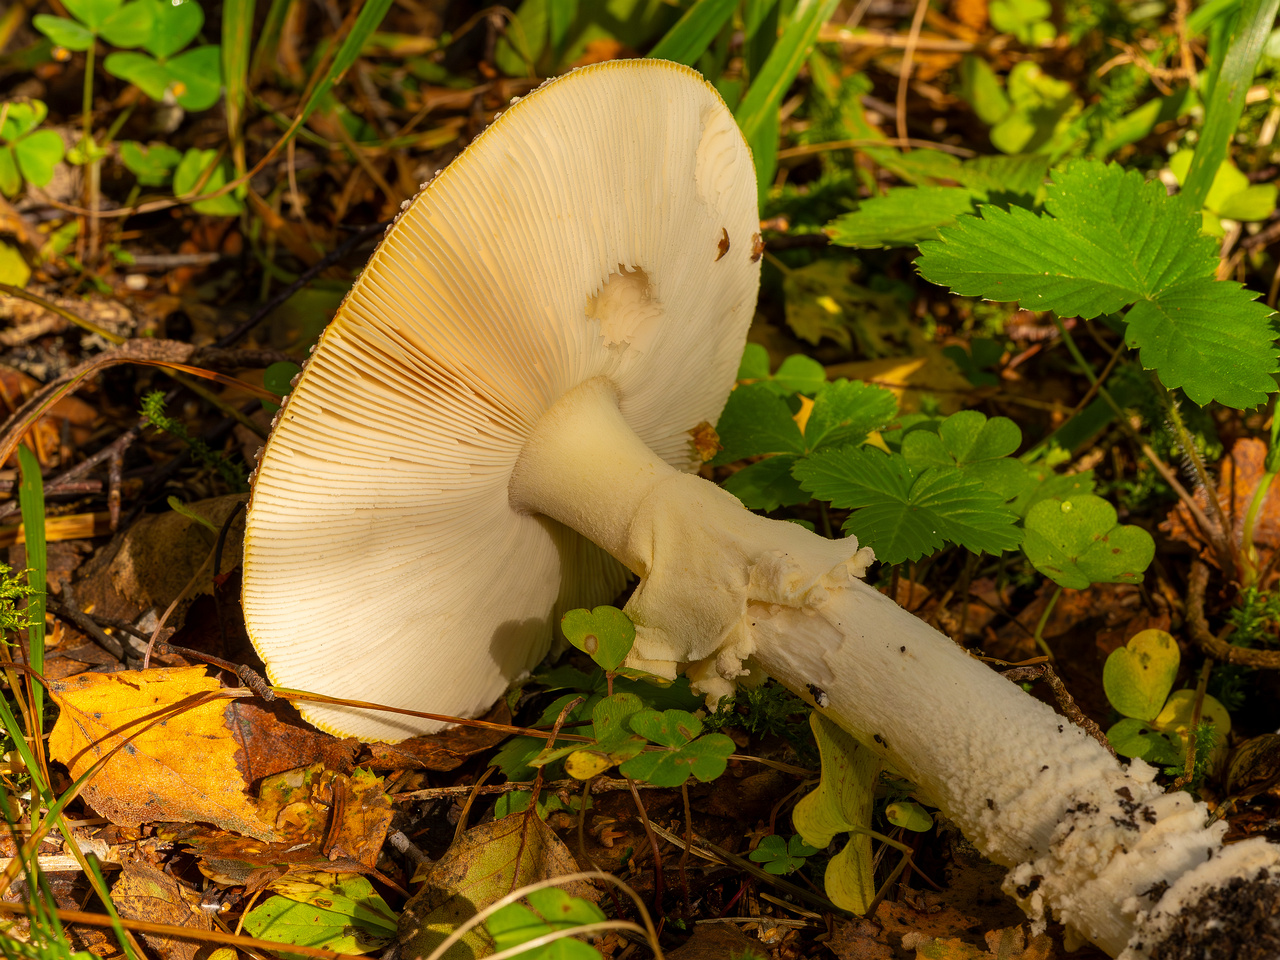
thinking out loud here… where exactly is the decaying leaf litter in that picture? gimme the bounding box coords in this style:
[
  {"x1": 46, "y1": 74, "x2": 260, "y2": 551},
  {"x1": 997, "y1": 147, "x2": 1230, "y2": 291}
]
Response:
[{"x1": 1, "y1": 1, "x2": 1280, "y2": 959}]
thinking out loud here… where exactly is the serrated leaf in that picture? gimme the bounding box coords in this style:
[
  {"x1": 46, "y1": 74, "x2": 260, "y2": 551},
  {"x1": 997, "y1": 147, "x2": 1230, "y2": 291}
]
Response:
[
  {"x1": 487, "y1": 888, "x2": 605, "y2": 960},
  {"x1": 723, "y1": 455, "x2": 807, "y2": 511},
  {"x1": 826, "y1": 186, "x2": 976, "y2": 249},
  {"x1": 561, "y1": 606, "x2": 634, "y2": 672},
  {"x1": 795, "y1": 447, "x2": 1021, "y2": 563},
  {"x1": 1103, "y1": 629, "x2": 1179, "y2": 722},
  {"x1": 916, "y1": 159, "x2": 1278, "y2": 408},
  {"x1": 1022, "y1": 494, "x2": 1154, "y2": 589},
  {"x1": 773, "y1": 352, "x2": 827, "y2": 395},
  {"x1": 803, "y1": 379, "x2": 898, "y2": 453},
  {"x1": 711, "y1": 382, "x2": 805, "y2": 464}
]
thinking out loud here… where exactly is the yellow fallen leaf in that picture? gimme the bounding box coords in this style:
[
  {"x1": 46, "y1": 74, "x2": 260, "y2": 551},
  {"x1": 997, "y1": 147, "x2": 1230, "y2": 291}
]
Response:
[
  {"x1": 826, "y1": 346, "x2": 979, "y2": 415},
  {"x1": 48, "y1": 666, "x2": 276, "y2": 841}
]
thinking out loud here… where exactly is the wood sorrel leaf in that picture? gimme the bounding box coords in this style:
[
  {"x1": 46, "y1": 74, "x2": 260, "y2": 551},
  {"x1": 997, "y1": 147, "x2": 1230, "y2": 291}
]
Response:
[
  {"x1": 560, "y1": 605, "x2": 634, "y2": 672},
  {"x1": 1103, "y1": 629, "x2": 1179, "y2": 722}
]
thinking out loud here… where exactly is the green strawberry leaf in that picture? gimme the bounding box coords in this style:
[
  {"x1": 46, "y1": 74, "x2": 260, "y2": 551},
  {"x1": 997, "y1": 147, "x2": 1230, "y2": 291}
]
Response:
[
  {"x1": 711, "y1": 382, "x2": 805, "y2": 464},
  {"x1": 560, "y1": 606, "x2": 634, "y2": 672},
  {"x1": 795, "y1": 447, "x2": 1022, "y2": 563},
  {"x1": 1103, "y1": 628, "x2": 1179, "y2": 722},
  {"x1": 916, "y1": 159, "x2": 1278, "y2": 408},
  {"x1": 722, "y1": 455, "x2": 807, "y2": 511},
  {"x1": 826, "y1": 185, "x2": 977, "y2": 249},
  {"x1": 803, "y1": 379, "x2": 898, "y2": 454},
  {"x1": 1022, "y1": 493, "x2": 1154, "y2": 589}
]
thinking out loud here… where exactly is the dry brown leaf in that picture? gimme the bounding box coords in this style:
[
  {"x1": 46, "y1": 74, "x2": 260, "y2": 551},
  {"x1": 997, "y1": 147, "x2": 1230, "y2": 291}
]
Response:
[
  {"x1": 47, "y1": 666, "x2": 275, "y2": 840},
  {"x1": 666, "y1": 922, "x2": 764, "y2": 958},
  {"x1": 1161, "y1": 437, "x2": 1278, "y2": 571},
  {"x1": 110, "y1": 863, "x2": 212, "y2": 960},
  {"x1": 324, "y1": 768, "x2": 393, "y2": 870},
  {"x1": 227, "y1": 697, "x2": 359, "y2": 784},
  {"x1": 364, "y1": 700, "x2": 513, "y2": 772}
]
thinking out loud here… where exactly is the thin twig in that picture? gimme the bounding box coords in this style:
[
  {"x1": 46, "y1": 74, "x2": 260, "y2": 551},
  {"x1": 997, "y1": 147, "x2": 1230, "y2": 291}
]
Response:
[
  {"x1": 1001, "y1": 663, "x2": 1115, "y2": 756},
  {"x1": 895, "y1": 0, "x2": 932, "y2": 146},
  {"x1": 1187, "y1": 560, "x2": 1280, "y2": 668}
]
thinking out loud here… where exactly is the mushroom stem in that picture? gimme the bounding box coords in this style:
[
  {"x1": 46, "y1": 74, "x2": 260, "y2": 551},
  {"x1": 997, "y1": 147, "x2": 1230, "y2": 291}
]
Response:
[{"x1": 509, "y1": 376, "x2": 1280, "y2": 959}]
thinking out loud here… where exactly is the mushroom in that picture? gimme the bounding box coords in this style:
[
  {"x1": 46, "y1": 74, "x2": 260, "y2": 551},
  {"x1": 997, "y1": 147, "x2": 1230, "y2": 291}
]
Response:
[{"x1": 242, "y1": 60, "x2": 1280, "y2": 959}]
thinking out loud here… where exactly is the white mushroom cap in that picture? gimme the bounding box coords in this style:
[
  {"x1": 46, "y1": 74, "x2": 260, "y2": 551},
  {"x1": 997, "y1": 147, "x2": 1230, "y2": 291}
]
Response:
[{"x1": 242, "y1": 60, "x2": 761, "y2": 742}]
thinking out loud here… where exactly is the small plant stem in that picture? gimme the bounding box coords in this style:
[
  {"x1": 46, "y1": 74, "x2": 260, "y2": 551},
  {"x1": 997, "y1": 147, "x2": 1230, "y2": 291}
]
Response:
[
  {"x1": 818, "y1": 500, "x2": 833, "y2": 538},
  {"x1": 1051, "y1": 316, "x2": 1235, "y2": 575},
  {"x1": 1172, "y1": 658, "x2": 1214, "y2": 790},
  {"x1": 1240, "y1": 469, "x2": 1275, "y2": 588},
  {"x1": 1032, "y1": 585, "x2": 1062, "y2": 662},
  {"x1": 1163, "y1": 392, "x2": 1231, "y2": 558},
  {"x1": 626, "y1": 776, "x2": 665, "y2": 917}
]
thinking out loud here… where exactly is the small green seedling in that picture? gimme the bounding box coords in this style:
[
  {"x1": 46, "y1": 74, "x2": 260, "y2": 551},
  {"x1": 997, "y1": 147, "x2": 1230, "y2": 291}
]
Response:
[
  {"x1": 885, "y1": 800, "x2": 933, "y2": 832},
  {"x1": 0, "y1": 101, "x2": 66, "y2": 197},
  {"x1": 118, "y1": 141, "x2": 182, "y2": 187},
  {"x1": 240, "y1": 873, "x2": 397, "y2": 957},
  {"x1": 103, "y1": 0, "x2": 224, "y2": 111},
  {"x1": 1022, "y1": 494, "x2": 1155, "y2": 589},
  {"x1": 172, "y1": 148, "x2": 243, "y2": 215},
  {"x1": 989, "y1": 0, "x2": 1056, "y2": 45},
  {"x1": 749, "y1": 834, "x2": 819, "y2": 875},
  {"x1": 486, "y1": 887, "x2": 606, "y2": 960},
  {"x1": 1104, "y1": 629, "x2": 1230, "y2": 772}
]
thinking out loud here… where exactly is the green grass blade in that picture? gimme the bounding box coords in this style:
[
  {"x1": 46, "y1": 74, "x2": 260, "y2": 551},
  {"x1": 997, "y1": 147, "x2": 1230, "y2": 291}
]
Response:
[
  {"x1": 735, "y1": 0, "x2": 841, "y2": 198},
  {"x1": 648, "y1": 0, "x2": 738, "y2": 66},
  {"x1": 248, "y1": 0, "x2": 290, "y2": 84},
  {"x1": 1180, "y1": 0, "x2": 1279, "y2": 210},
  {"x1": 298, "y1": 0, "x2": 395, "y2": 127},
  {"x1": 222, "y1": 0, "x2": 255, "y2": 177},
  {"x1": 17, "y1": 445, "x2": 45, "y2": 729}
]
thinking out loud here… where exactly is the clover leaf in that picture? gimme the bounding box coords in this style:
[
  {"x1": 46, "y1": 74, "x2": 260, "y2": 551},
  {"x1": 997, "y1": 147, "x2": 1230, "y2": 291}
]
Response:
[
  {"x1": 172, "y1": 148, "x2": 242, "y2": 215},
  {"x1": 34, "y1": 0, "x2": 153, "y2": 52},
  {"x1": 618, "y1": 709, "x2": 736, "y2": 787},
  {"x1": 561, "y1": 606, "x2": 634, "y2": 672},
  {"x1": 0, "y1": 101, "x2": 66, "y2": 197},
  {"x1": 1022, "y1": 494, "x2": 1154, "y2": 589},
  {"x1": 119, "y1": 141, "x2": 182, "y2": 187},
  {"x1": 103, "y1": 0, "x2": 223, "y2": 111},
  {"x1": 749, "y1": 834, "x2": 819, "y2": 875}
]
